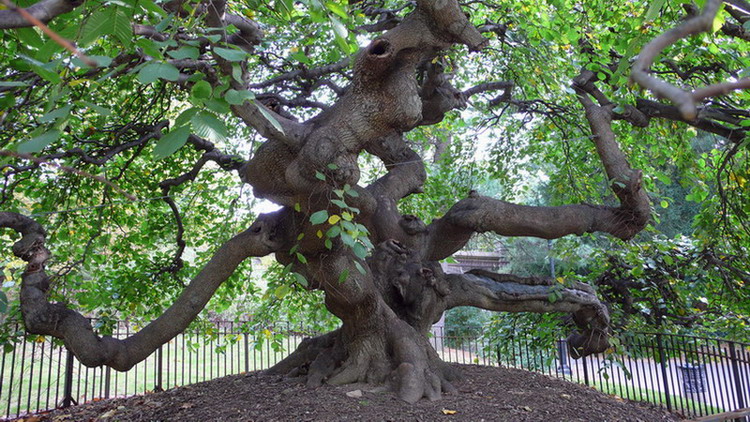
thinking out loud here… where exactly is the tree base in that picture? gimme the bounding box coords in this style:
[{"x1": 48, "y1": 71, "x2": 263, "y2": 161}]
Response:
[{"x1": 267, "y1": 318, "x2": 459, "y2": 403}]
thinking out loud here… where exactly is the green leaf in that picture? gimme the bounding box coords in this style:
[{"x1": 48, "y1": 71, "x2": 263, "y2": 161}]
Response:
[
  {"x1": 643, "y1": 0, "x2": 666, "y2": 21},
  {"x1": 138, "y1": 0, "x2": 167, "y2": 17},
  {"x1": 30, "y1": 63, "x2": 60, "y2": 83},
  {"x1": 137, "y1": 62, "x2": 180, "y2": 84},
  {"x1": 82, "y1": 101, "x2": 112, "y2": 116},
  {"x1": 274, "y1": 284, "x2": 290, "y2": 299},
  {"x1": 326, "y1": 225, "x2": 341, "y2": 238},
  {"x1": 168, "y1": 46, "x2": 200, "y2": 60},
  {"x1": 712, "y1": 5, "x2": 726, "y2": 33},
  {"x1": 190, "y1": 111, "x2": 227, "y2": 142},
  {"x1": 17, "y1": 129, "x2": 60, "y2": 153},
  {"x1": 0, "y1": 81, "x2": 28, "y2": 87},
  {"x1": 310, "y1": 210, "x2": 329, "y2": 225},
  {"x1": 80, "y1": 9, "x2": 113, "y2": 46},
  {"x1": 255, "y1": 101, "x2": 285, "y2": 134},
  {"x1": 0, "y1": 290, "x2": 7, "y2": 314},
  {"x1": 326, "y1": 2, "x2": 348, "y2": 19},
  {"x1": 315, "y1": 171, "x2": 326, "y2": 180},
  {"x1": 213, "y1": 47, "x2": 247, "y2": 62},
  {"x1": 338, "y1": 269, "x2": 349, "y2": 283},
  {"x1": 191, "y1": 80, "x2": 212, "y2": 100},
  {"x1": 153, "y1": 125, "x2": 191, "y2": 159},
  {"x1": 296, "y1": 252, "x2": 307, "y2": 264},
  {"x1": 89, "y1": 55, "x2": 113, "y2": 68},
  {"x1": 15, "y1": 27, "x2": 44, "y2": 49},
  {"x1": 330, "y1": 16, "x2": 348, "y2": 39},
  {"x1": 111, "y1": 8, "x2": 132, "y2": 47},
  {"x1": 293, "y1": 272, "x2": 308, "y2": 287},
  {"x1": 38, "y1": 104, "x2": 72, "y2": 123},
  {"x1": 203, "y1": 98, "x2": 231, "y2": 114},
  {"x1": 660, "y1": 200, "x2": 669, "y2": 209},
  {"x1": 352, "y1": 243, "x2": 368, "y2": 260},
  {"x1": 136, "y1": 38, "x2": 164, "y2": 59},
  {"x1": 175, "y1": 107, "x2": 200, "y2": 127},
  {"x1": 225, "y1": 89, "x2": 255, "y2": 105},
  {"x1": 0, "y1": 94, "x2": 16, "y2": 109},
  {"x1": 354, "y1": 260, "x2": 366, "y2": 275}
]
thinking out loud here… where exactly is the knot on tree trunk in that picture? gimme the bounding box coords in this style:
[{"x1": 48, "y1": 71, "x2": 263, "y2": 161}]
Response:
[{"x1": 369, "y1": 240, "x2": 449, "y2": 332}]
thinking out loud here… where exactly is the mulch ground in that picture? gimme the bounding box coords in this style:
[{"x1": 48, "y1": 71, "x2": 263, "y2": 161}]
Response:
[{"x1": 14, "y1": 364, "x2": 681, "y2": 421}]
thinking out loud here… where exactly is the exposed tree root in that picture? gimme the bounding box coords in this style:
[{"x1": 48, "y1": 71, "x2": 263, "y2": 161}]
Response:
[{"x1": 268, "y1": 317, "x2": 459, "y2": 403}]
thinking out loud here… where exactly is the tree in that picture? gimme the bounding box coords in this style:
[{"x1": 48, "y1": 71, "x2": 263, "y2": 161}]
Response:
[{"x1": 0, "y1": 0, "x2": 748, "y2": 403}]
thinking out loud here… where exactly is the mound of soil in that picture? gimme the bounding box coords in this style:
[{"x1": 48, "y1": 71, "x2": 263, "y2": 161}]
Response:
[{"x1": 20, "y1": 364, "x2": 679, "y2": 421}]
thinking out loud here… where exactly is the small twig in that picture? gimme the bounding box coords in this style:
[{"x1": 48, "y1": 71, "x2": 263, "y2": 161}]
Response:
[
  {"x1": 631, "y1": 0, "x2": 749, "y2": 120},
  {"x1": 0, "y1": 0, "x2": 97, "y2": 67},
  {"x1": 0, "y1": 150, "x2": 137, "y2": 200}
]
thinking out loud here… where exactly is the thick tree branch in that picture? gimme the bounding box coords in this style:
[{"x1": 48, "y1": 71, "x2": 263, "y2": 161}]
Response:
[
  {"x1": 1, "y1": 211, "x2": 283, "y2": 370},
  {"x1": 0, "y1": 0, "x2": 80, "y2": 29},
  {"x1": 635, "y1": 98, "x2": 748, "y2": 143},
  {"x1": 425, "y1": 194, "x2": 645, "y2": 260},
  {"x1": 424, "y1": 74, "x2": 650, "y2": 260},
  {"x1": 445, "y1": 270, "x2": 610, "y2": 357}
]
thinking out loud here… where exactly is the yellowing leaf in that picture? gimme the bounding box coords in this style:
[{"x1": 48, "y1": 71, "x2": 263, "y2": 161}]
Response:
[
  {"x1": 68, "y1": 79, "x2": 91, "y2": 87},
  {"x1": 556, "y1": 277, "x2": 565, "y2": 284},
  {"x1": 316, "y1": 230, "x2": 323, "y2": 238},
  {"x1": 441, "y1": 409, "x2": 457, "y2": 415},
  {"x1": 328, "y1": 214, "x2": 341, "y2": 225}
]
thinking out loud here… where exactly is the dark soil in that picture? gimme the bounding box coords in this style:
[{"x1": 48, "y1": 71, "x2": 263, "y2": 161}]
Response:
[{"x1": 19, "y1": 364, "x2": 680, "y2": 421}]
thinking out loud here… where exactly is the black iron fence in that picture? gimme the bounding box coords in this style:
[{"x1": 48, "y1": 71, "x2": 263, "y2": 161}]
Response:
[
  {"x1": 488, "y1": 331, "x2": 750, "y2": 421},
  {"x1": 0, "y1": 322, "x2": 748, "y2": 421}
]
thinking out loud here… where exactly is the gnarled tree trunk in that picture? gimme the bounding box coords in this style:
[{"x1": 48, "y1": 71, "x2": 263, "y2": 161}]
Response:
[{"x1": 0, "y1": 0, "x2": 651, "y2": 404}]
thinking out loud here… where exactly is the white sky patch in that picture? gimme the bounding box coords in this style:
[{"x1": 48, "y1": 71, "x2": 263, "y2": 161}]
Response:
[{"x1": 253, "y1": 199, "x2": 283, "y2": 214}]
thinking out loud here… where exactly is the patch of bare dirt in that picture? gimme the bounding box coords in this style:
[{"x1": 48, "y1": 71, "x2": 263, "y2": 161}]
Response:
[{"x1": 16, "y1": 364, "x2": 680, "y2": 421}]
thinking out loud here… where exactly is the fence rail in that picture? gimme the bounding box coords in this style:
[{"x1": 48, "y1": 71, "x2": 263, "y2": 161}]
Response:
[{"x1": 0, "y1": 322, "x2": 748, "y2": 421}]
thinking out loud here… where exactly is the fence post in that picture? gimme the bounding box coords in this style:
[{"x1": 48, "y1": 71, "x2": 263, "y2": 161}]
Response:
[
  {"x1": 582, "y1": 353, "x2": 589, "y2": 386},
  {"x1": 244, "y1": 332, "x2": 249, "y2": 373},
  {"x1": 155, "y1": 346, "x2": 163, "y2": 391},
  {"x1": 728, "y1": 342, "x2": 746, "y2": 421},
  {"x1": 61, "y1": 349, "x2": 75, "y2": 408},
  {"x1": 656, "y1": 333, "x2": 672, "y2": 412},
  {"x1": 104, "y1": 367, "x2": 111, "y2": 399}
]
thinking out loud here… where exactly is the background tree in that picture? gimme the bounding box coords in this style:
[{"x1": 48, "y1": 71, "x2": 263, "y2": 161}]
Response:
[{"x1": 0, "y1": 0, "x2": 748, "y2": 403}]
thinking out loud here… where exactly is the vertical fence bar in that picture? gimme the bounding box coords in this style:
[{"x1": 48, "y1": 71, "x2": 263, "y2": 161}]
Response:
[
  {"x1": 582, "y1": 353, "x2": 589, "y2": 386},
  {"x1": 5, "y1": 340, "x2": 17, "y2": 417},
  {"x1": 656, "y1": 333, "x2": 672, "y2": 412},
  {"x1": 15, "y1": 339, "x2": 27, "y2": 415},
  {"x1": 728, "y1": 342, "x2": 746, "y2": 421},
  {"x1": 244, "y1": 332, "x2": 249, "y2": 373},
  {"x1": 61, "y1": 348, "x2": 74, "y2": 408},
  {"x1": 45, "y1": 342, "x2": 53, "y2": 410},
  {"x1": 156, "y1": 346, "x2": 163, "y2": 391}
]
